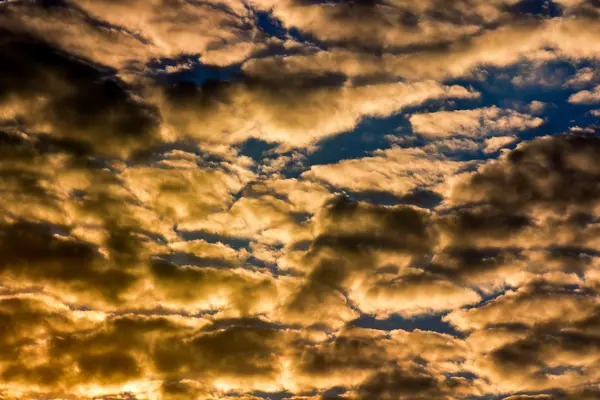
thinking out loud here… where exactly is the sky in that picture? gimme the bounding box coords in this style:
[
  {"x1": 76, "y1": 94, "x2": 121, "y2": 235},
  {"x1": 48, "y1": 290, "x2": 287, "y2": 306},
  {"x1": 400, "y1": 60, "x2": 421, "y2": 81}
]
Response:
[{"x1": 1, "y1": 0, "x2": 600, "y2": 399}]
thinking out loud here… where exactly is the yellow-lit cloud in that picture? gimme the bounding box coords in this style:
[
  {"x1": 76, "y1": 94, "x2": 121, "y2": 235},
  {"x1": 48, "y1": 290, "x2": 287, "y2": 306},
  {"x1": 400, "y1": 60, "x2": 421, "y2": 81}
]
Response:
[{"x1": 2, "y1": 1, "x2": 600, "y2": 399}]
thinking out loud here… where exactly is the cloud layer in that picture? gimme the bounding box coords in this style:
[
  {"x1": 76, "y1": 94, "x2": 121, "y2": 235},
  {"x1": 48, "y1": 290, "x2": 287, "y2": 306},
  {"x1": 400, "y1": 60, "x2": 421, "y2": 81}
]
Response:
[{"x1": 1, "y1": 0, "x2": 600, "y2": 399}]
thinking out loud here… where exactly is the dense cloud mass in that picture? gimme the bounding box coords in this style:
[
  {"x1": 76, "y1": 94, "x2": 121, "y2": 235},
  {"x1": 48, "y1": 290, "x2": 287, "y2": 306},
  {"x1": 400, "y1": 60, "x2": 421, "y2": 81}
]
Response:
[{"x1": 1, "y1": 0, "x2": 600, "y2": 399}]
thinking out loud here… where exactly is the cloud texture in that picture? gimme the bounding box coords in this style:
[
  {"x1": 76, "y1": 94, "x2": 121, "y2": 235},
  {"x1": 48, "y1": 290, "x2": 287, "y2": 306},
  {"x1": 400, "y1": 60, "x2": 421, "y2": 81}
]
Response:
[{"x1": 1, "y1": 0, "x2": 600, "y2": 399}]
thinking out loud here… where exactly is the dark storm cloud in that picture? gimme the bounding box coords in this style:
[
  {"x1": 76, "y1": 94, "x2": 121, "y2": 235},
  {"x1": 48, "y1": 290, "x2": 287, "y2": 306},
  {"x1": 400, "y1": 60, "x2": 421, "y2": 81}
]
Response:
[
  {"x1": 0, "y1": 29, "x2": 161, "y2": 157},
  {"x1": 443, "y1": 281, "x2": 600, "y2": 392},
  {"x1": 0, "y1": 221, "x2": 137, "y2": 302},
  {"x1": 284, "y1": 196, "x2": 434, "y2": 319},
  {"x1": 283, "y1": 196, "x2": 480, "y2": 325},
  {"x1": 154, "y1": 324, "x2": 283, "y2": 379},
  {"x1": 354, "y1": 364, "x2": 474, "y2": 400},
  {"x1": 294, "y1": 328, "x2": 392, "y2": 375},
  {"x1": 449, "y1": 133, "x2": 600, "y2": 211},
  {"x1": 312, "y1": 195, "x2": 433, "y2": 255},
  {"x1": 438, "y1": 208, "x2": 533, "y2": 246},
  {"x1": 480, "y1": 321, "x2": 600, "y2": 392},
  {"x1": 0, "y1": 304, "x2": 293, "y2": 393}
]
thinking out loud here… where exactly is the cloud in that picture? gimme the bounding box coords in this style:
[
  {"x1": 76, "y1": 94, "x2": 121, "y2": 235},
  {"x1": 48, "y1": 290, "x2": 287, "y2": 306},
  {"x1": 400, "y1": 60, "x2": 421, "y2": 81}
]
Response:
[
  {"x1": 0, "y1": 0, "x2": 263, "y2": 70},
  {"x1": 470, "y1": 308, "x2": 600, "y2": 393},
  {"x1": 244, "y1": 17, "x2": 600, "y2": 83},
  {"x1": 355, "y1": 272, "x2": 481, "y2": 318},
  {"x1": 409, "y1": 106, "x2": 544, "y2": 138},
  {"x1": 0, "y1": 221, "x2": 139, "y2": 305},
  {"x1": 122, "y1": 155, "x2": 254, "y2": 224},
  {"x1": 564, "y1": 66, "x2": 600, "y2": 88},
  {"x1": 261, "y1": 178, "x2": 333, "y2": 213},
  {"x1": 447, "y1": 134, "x2": 600, "y2": 212},
  {"x1": 241, "y1": 21, "x2": 550, "y2": 82},
  {"x1": 281, "y1": 197, "x2": 481, "y2": 324},
  {"x1": 484, "y1": 136, "x2": 519, "y2": 153},
  {"x1": 2, "y1": 3, "x2": 490, "y2": 157},
  {"x1": 0, "y1": 29, "x2": 161, "y2": 157},
  {"x1": 281, "y1": 197, "x2": 434, "y2": 324},
  {"x1": 149, "y1": 258, "x2": 279, "y2": 315},
  {"x1": 353, "y1": 363, "x2": 477, "y2": 400},
  {"x1": 303, "y1": 146, "x2": 468, "y2": 197},
  {"x1": 555, "y1": 0, "x2": 600, "y2": 18},
  {"x1": 292, "y1": 327, "x2": 394, "y2": 388},
  {"x1": 445, "y1": 282, "x2": 599, "y2": 331},
  {"x1": 289, "y1": 326, "x2": 476, "y2": 393},
  {"x1": 0, "y1": 305, "x2": 293, "y2": 396},
  {"x1": 3, "y1": 129, "x2": 599, "y2": 398},
  {"x1": 153, "y1": 322, "x2": 285, "y2": 385},
  {"x1": 250, "y1": 0, "x2": 521, "y2": 50},
  {"x1": 158, "y1": 78, "x2": 477, "y2": 148},
  {"x1": 526, "y1": 101, "x2": 547, "y2": 115},
  {"x1": 3, "y1": 0, "x2": 600, "y2": 399},
  {"x1": 177, "y1": 194, "x2": 312, "y2": 246},
  {"x1": 569, "y1": 85, "x2": 600, "y2": 104}
]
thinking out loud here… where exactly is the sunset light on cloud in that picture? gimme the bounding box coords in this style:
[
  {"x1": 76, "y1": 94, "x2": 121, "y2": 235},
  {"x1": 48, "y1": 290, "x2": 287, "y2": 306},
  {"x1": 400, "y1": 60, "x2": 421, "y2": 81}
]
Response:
[{"x1": 1, "y1": 0, "x2": 600, "y2": 399}]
